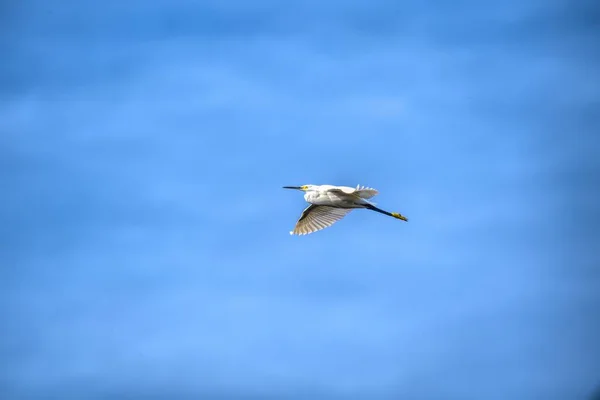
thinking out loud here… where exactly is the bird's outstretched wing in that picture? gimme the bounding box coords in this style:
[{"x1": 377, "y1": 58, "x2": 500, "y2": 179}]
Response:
[
  {"x1": 328, "y1": 185, "x2": 379, "y2": 199},
  {"x1": 290, "y1": 205, "x2": 352, "y2": 235},
  {"x1": 354, "y1": 185, "x2": 379, "y2": 199}
]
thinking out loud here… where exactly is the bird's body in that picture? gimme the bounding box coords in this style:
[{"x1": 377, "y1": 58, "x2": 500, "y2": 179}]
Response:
[
  {"x1": 301, "y1": 184, "x2": 377, "y2": 207},
  {"x1": 283, "y1": 184, "x2": 407, "y2": 235}
]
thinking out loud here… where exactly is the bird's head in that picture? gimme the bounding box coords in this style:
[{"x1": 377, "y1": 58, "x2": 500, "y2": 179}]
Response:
[{"x1": 283, "y1": 184, "x2": 315, "y2": 192}]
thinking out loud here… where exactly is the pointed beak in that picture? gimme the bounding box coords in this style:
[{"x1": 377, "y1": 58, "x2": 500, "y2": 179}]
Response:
[{"x1": 283, "y1": 186, "x2": 303, "y2": 190}]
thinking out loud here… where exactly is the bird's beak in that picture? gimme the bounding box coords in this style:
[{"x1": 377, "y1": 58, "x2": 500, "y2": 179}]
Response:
[{"x1": 283, "y1": 186, "x2": 303, "y2": 190}]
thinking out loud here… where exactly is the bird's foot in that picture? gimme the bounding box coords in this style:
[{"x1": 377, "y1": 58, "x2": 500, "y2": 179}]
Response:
[{"x1": 391, "y1": 212, "x2": 408, "y2": 221}]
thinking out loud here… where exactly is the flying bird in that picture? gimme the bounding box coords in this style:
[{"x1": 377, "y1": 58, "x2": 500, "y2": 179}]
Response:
[{"x1": 283, "y1": 184, "x2": 408, "y2": 235}]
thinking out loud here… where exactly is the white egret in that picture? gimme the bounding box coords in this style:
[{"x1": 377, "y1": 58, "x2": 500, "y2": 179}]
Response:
[{"x1": 283, "y1": 184, "x2": 408, "y2": 235}]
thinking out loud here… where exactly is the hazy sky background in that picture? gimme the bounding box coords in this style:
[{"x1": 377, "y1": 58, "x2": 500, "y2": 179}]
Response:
[{"x1": 2, "y1": 0, "x2": 599, "y2": 399}]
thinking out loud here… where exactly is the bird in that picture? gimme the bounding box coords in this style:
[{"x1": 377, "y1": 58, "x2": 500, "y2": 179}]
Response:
[{"x1": 283, "y1": 184, "x2": 408, "y2": 235}]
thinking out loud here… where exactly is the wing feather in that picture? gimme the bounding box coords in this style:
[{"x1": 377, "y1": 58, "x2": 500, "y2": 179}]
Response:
[
  {"x1": 355, "y1": 184, "x2": 379, "y2": 199},
  {"x1": 290, "y1": 205, "x2": 352, "y2": 235},
  {"x1": 329, "y1": 185, "x2": 379, "y2": 199}
]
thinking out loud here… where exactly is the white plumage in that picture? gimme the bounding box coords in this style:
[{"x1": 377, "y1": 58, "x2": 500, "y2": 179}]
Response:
[{"x1": 283, "y1": 184, "x2": 408, "y2": 235}]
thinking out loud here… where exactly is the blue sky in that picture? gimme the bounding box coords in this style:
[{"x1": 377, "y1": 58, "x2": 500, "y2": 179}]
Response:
[{"x1": 2, "y1": 0, "x2": 599, "y2": 399}]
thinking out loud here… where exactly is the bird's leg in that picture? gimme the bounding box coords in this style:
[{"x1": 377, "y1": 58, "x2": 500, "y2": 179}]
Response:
[{"x1": 364, "y1": 204, "x2": 408, "y2": 221}]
